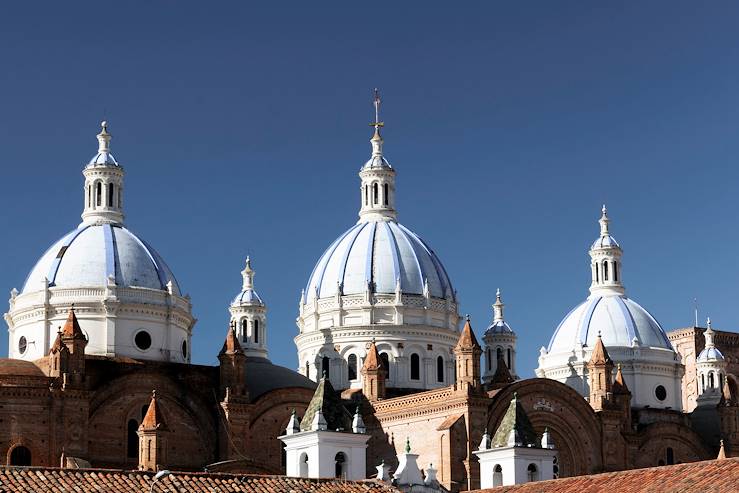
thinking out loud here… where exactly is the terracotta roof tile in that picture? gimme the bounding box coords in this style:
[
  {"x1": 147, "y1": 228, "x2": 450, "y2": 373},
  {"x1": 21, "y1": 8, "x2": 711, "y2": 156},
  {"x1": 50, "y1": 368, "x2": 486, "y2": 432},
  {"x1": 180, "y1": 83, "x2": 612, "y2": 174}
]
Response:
[
  {"x1": 472, "y1": 458, "x2": 739, "y2": 493},
  {"x1": 0, "y1": 467, "x2": 400, "y2": 492},
  {"x1": 612, "y1": 364, "x2": 630, "y2": 394}
]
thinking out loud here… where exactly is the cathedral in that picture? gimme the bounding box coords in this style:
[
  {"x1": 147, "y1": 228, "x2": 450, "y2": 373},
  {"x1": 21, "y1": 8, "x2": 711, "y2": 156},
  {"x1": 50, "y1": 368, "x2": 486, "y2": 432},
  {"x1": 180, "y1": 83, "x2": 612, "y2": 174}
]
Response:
[{"x1": 1, "y1": 95, "x2": 738, "y2": 491}]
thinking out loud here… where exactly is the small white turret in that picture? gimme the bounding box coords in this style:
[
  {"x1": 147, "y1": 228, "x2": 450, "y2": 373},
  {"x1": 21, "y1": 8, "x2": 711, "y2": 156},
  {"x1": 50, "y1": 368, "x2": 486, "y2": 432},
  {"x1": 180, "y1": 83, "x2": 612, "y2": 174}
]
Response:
[
  {"x1": 482, "y1": 289, "x2": 518, "y2": 383},
  {"x1": 81, "y1": 121, "x2": 125, "y2": 225},
  {"x1": 697, "y1": 317, "x2": 727, "y2": 399},
  {"x1": 589, "y1": 205, "x2": 625, "y2": 296},
  {"x1": 229, "y1": 257, "x2": 268, "y2": 359}
]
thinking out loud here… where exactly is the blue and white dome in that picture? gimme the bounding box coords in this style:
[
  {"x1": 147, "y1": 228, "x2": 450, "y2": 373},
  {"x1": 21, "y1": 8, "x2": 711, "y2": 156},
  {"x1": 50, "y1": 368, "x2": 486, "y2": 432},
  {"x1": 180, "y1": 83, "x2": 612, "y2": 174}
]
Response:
[
  {"x1": 304, "y1": 220, "x2": 454, "y2": 302},
  {"x1": 232, "y1": 257, "x2": 263, "y2": 306},
  {"x1": 697, "y1": 346, "x2": 724, "y2": 362},
  {"x1": 23, "y1": 223, "x2": 180, "y2": 295},
  {"x1": 547, "y1": 294, "x2": 673, "y2": 353}
]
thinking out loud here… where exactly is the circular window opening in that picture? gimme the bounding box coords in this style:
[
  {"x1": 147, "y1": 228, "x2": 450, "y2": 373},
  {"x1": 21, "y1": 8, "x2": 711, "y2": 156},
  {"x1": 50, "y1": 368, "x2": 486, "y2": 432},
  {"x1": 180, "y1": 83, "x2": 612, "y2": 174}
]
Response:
[
  {"x1": 655, "y1": 385, "x2": 667, "y2": 401},
  {"x1": 134, "y1": 331, "x2": 152, "y2": 351},
  {"x1": 181, "y1": 340, "x2": 188, "y2": 359},
  {"x1": 18, "y1": 336, "x2": 27, "y2": 355}
]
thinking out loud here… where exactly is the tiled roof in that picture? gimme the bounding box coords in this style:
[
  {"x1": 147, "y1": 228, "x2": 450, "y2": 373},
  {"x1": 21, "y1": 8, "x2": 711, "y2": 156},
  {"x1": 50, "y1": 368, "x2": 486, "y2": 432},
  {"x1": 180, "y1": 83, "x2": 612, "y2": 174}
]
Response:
[
  {"x1": 473, "y1": 458, "x2": 739, "y2": 493},
  {"x1": 491, "y1": 393, "x2": 538, "y2": 448},
  {"x1": 62, "y1": 308, "x2": 86, "y2": 340},
  {"x1": 299, "y1": 376, "x2": 353, "y2": 432},
  {"x1": 140, "y1": 391, "x2": 167, "y2": 431},
  {"x1": 0, "y1": 467, "x2": 400, "y2": 492}
]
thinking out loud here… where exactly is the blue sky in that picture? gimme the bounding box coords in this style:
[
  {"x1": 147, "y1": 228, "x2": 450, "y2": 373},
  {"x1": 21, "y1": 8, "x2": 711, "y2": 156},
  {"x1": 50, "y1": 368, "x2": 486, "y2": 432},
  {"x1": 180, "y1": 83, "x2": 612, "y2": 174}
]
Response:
[{"x1": 2, "y1": 2, "x2": 739, "y2": 375}]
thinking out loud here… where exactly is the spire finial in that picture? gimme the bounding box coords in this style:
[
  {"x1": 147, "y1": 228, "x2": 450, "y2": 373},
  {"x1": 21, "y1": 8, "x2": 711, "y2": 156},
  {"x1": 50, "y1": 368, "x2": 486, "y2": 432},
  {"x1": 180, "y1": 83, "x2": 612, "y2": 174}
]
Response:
[
  {"x1": 97, "y1": 120, "x2": 112, "y2": 153},
  {"x1": 493, "y1": 289, "x2": 505, "y2": 323},
  {"x1": 599, "y1": 204, "x2": 610, "y2": 236},
  {"x1": 241, "y1": 257, "x2": 255, "y2": 290},
  {"x1": 405, "y1": 436, "x2": 411, "y2": 453},
  {"x1": 371, "y1": 88, "x2": 384, "y2": 134}
]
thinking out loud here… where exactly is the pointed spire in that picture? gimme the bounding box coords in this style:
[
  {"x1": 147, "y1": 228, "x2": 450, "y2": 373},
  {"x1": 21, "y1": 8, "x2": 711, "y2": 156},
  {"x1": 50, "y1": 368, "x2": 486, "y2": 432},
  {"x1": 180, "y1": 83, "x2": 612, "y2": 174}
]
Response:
[
  {"x1": 492, "y1": 392, "x2": 538, "y2": 448},
  {"x1": 97, "y1": 121, "x2": 111, "y2": 153},
  {"x1": 612, "y1": 364, "x2": 630, "y2": 394},
  {"x1": 140, "y1": 390, "x2": 168, "y2": 431},
  {"x1": 241, "y1": 256, "x2": 254, "y2": 290},
  {"x1": 493, "y1": 288, "x2": 505, "y2": 323},
  {"x1": 718, "y1": 439, "x2": 727, "y2": 460},
  {"x1": 478, "y1": 429, "x2": 491, "y2": 450},
  {"x1": 491, "y1": 354, "x2": 514, "y2": 385},
  {"x1": 312, "y1": 407, "x2": 328, "y2": 431},
  {"x1": 363, "y1": 339, "x2": 382, "y2": 371},
  {"x1": 589, "y1": 332, "x2": 613, "y2": 366},
  {"x1": 62, "y1": 307, "x2": 86, "y2": 341},
  {"x1": 219, "y1": 325, "x2": 244, "y2": 356},
  {"x1": 370, "y1": 88, "x2": 384, "y2": 154},
  {"x1": 352, "y1": 406, "x2": 366, "y2": 434},
  {"x1": 455, "y1": 316, "x2": 480, "y2": 351},
  {"x1": 541, "y1": 427, "x2": 556, "y2": 449},
  {"x1": 705, "y1": 316, "x2": 716, "y2": 348},
  {"x1": 286, "y1": 409, "x2": 301, "y2": 435}
]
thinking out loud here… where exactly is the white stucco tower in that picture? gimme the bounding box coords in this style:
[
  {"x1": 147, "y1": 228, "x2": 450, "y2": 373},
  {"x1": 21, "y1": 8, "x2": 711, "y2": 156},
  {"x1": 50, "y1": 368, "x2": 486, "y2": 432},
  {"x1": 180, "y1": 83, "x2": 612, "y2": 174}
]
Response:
[
  {"x1": 229, "y1": 257, "x2": 268, "y2": 359},
  {"x1": 537, "y1": 206, "x2": 684, "y2": 410},
  {"x1": 295, "y1": 91, "x2": 460, "y2": 392},
  {"x1": 5, "y1": 122, "x2": 195, "y2": 363},
  {"x1": 696, "y1": 318, "x2": 727, "y2": 399},
  {"x1": 482, "y1": 289, "x2": 518, "y2": 382}
]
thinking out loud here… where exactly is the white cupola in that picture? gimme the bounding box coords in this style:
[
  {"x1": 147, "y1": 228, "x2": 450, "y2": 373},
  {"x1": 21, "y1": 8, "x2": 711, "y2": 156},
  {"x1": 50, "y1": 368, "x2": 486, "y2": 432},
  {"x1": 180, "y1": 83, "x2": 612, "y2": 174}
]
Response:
[
  {"x1": 229, "y1": 257, "x2": 268, "y2": 359},
  {"x1": 482, "y1": 289, "x2": 518, "y2": 382},
  {"x1": 589, "y1": 205, "x2": 624, "y2": 296},
  {"x1": 81, "y1": 121, "x2": 125, "y2": 225},
  {"x1": 697, "y1": 317, "x2": 726, "y2": 398},
  {"x1": 358, "y1": 89, "x2": 397, "y2": 223}
]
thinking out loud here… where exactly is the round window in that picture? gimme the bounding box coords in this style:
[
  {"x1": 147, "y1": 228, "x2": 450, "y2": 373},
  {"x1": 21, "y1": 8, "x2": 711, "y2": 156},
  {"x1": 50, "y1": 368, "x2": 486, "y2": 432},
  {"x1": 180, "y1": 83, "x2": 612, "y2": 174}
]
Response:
[
  {"x1": 655, "y1": 385, "x2": 667, "y2": 401},
  {"x1": 134, "y1": 331, "x2": 152, "y2": 351},
  {"x1": 181, "y1": 340, "x2": 188, "y2": 359},
  {"x1": 18, "y1": 336, "x2": 27, "y2": 355}
]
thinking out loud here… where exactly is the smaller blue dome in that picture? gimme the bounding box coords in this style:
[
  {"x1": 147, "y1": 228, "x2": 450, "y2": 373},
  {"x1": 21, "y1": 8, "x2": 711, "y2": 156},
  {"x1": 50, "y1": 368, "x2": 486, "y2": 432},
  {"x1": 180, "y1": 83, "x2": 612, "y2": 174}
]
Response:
[
  {"x1": 485, "y1": 320, "x2": 513, "y2": 335},
  {"x1": 591, "y1": 234, "x2": 620, "y2": 249},
  {"x1": 87, "y1": 151, "x2": 119, "y2": 167},
  {"x1": 232, "y1": 289, "x2": 263, "y2": 305},
  {"x1": 697, "y1": 346, "x2": 725, "y2": 362}
]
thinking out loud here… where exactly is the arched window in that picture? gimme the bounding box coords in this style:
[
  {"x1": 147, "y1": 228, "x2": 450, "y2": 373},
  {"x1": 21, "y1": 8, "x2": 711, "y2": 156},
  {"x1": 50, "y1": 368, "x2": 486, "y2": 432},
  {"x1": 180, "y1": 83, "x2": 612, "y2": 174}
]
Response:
[
  {"x1": 241, "y1": 319, "x2": 248, "y2": 342},
  {"x1": 493, "y1": 464, "x2": 503, "y2": 487},
  {"x1": 253, "y1": 319, "x2": 259, "y2": 344},
  {"x1": 334, "y1": 452, "x2": 347, "y2": 478},
  {"x1": 666, "y1": 447, "x2": 674, "y2": 465},
  {"x1": 527, "y1": 463, "x2": 538, "y2": 482},
  {"x1": 87, "y1": 185, "x2": 92, "y2": 207},
  {"x1": 373, "y1": 183, "x2": 379, "y2": 204},
  {"x1": 108, "y1": 183, "x2": 114, "y2": 207},
  {"x1": 322, "y1": 356, "x2": 330, "y2": 379},
  {"x1": 496, "y1": 347, "x2": 502, "y2": 363},
  {"x1": 299, "y1": 452, "x2": 309, "y2": 477},
  {"x1": 603, "y1": 261, "x2": 609, "y2": 281},
  {"x1": 595, "y1": 262, "x2": 599, "y2": 282},
  {"x1": 486, "y1": 348, "x2": 491, "y2": 371},
  {"x1": 507, "y1": 348, "x2": 512, "y2": 369},
  {"x1": 709, "y1": 372, "x2": 715, "y2": 388},
  {"x1": 410, "y1": 353, "x2": 420, "y2": 380},
  {"x1": 96, "y1": 182, "x2": 102, "y2": 206},
  {"x1": 720, "y1": 373, "x2": 724, "y2": 390},
  {"x1": 365, "y1": 185, "x2": 368, "y2": 206},
  {"x1": 127, "y1": 419, "x2": 139, "y2": 458},
  {"x1": 701, "y1": 373, "x2": 705, "y2": 392},
  {"x1": 614, "y1": 262, "x2": 619, "y2": 282},
  {"x1": 380, "y1": 352, "x2": 390, "y2": 380},
  {"x1": 9, "y1": 445, "x2": 31, "y2": 466},
  {"x1": 437, "y1": 356, "x2": 444, "y2": 383},
  {"x1": 383, "y1": 183, "x2": 389, "y2": 205},
  {"x1": 348, "y1": 354, "x2": 358, "y2": 380}
]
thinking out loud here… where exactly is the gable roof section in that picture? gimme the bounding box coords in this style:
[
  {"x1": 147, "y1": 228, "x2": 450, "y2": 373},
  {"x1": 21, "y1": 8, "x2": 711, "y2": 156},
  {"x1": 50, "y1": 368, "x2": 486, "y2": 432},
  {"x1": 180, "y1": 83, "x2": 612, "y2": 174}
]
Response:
[
  {"x1": 472, "y1": 458, "x2": 739, "y2": 493},
  {"x1": 0, "y1": 467, "x2": 400, "y2": 492}
]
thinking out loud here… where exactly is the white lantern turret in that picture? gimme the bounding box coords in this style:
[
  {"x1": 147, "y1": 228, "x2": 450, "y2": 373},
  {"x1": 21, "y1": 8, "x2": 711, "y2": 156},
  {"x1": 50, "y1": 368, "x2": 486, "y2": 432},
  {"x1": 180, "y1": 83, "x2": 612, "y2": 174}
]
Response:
[
  {"x1": 229, "y1": 257, "x2": 268, "y2": 359},
  {"x1": 81, "y1": 121, "x2": 125, "y2": 225}
]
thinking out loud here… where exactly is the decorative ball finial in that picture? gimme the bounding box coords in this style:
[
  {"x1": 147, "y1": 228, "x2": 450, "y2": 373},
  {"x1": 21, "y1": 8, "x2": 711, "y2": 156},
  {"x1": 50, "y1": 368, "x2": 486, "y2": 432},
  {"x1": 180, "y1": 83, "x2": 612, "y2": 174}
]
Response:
[
  {"x1": 465, "y1": 314, "x2": 471, "y2": 322},
  {"x1": 151, "y1": 389, "x2": 157, "y2": 399},
  {"x1": 405, "y1": 436, "x2": 411, "y2": 453}
]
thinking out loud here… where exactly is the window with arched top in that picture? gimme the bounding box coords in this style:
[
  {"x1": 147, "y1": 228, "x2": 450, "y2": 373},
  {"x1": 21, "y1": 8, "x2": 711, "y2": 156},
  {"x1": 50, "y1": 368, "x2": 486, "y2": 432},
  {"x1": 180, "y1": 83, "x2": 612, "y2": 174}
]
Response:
[
  {"x1": 701, "y1": 373, "x2": 705, "y2": 392},
  {"x1": 507, "y1": 348, "x2": 511, "y2": 369},
  {"x1": 108, "y1": 183, "x2": 114, "y2": 207},
  {"x1": 493, "y1": 464, "x2": 503, "y2": 487},
  {"x1": 127, "y1": 419, "x2": 139, "y2": 458},
  {"x1": 299, "y1": 452, "x2": 309, "y2": 477},
  {"x1": 437, "y1": 356, "x2": 444, "y2": 383},
  {"x1": 87, "y1": 185, "x2": 92, "y2": 207},
  {"x1": 96, "y1": 182, "x2": 102, "y2": 206},
  {"x1": 595, "y1": 262, "x2": 599, "y2": 282},
  {"x1": 383, "y1": 183, "x2": 389, "y2": 205},
  {"x1": 253, "y1": 320, "x2": 259, "y2": 344},
  {"x1": 603, "y1": 261, "x2": 609, "y2": 281},
  {"x1": 9, "y1": 445, "x2": 32, "y2": 466},
  {"x1": 380, "y1": 352, "x2": 390, "y2": 380},
  {"x1": 348, "y1": 354, "x2": 358, "y2": 380},
  {"x1": 614, "y1": 262, "x2": 619, "y2": 282},
  {"x1": 486, "y1": 348, "x2": 491, "y2": 371},
  {"x1": 373, "y1": 183, "x2": 379, "y2": 204},
  {"x1": 527, "y1": 463, "x2": 538, "y2": 482},
  {"x1": 410, "y1": 353, "x2": 420, "y2": 380},
  {"x1": 322, "y1": 356, "x2": 330, "y2": 379},
  {"x1": 496, "y1": 347, "x2": 502, "y2": 363},
  {"x1": 709, "y1": 372, "x2": 715, "y2": 388},
  {"x1": 365, "y1": 185, "x2": 368, "y2": 206},
  {"x1": 335, "y1": 452, "x2": 347, "y2": 478},
  {"x1": 241, "y1": 319, "x2": 248, "y2": 342},
  {"x1": 666, "y1": 447, "x2": 674, "y2": 465}
]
